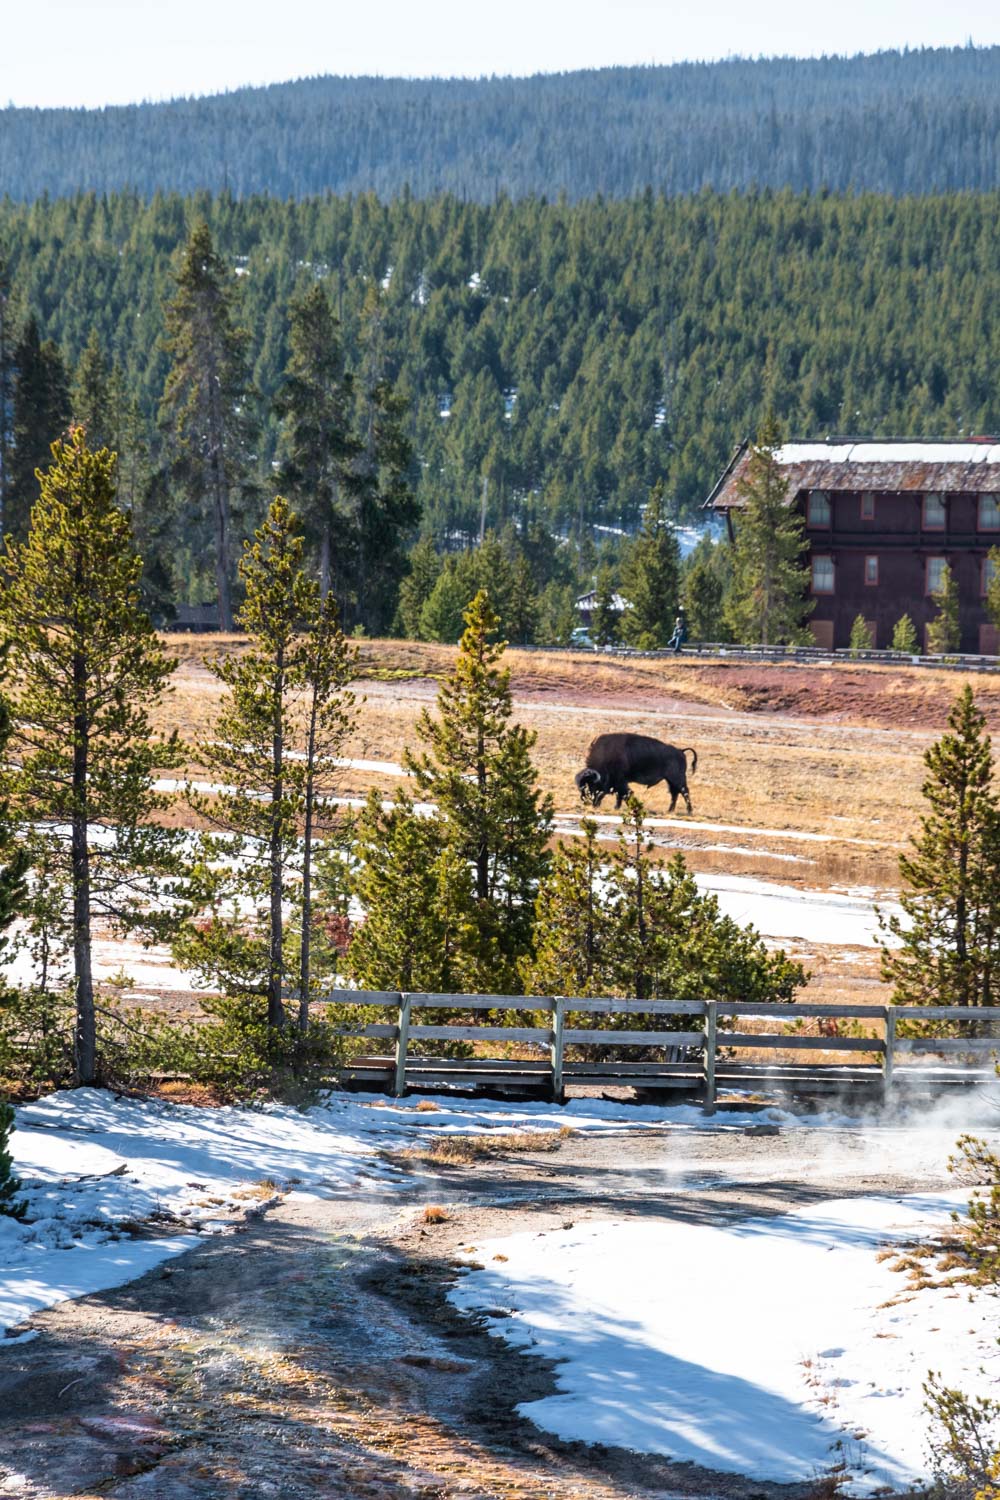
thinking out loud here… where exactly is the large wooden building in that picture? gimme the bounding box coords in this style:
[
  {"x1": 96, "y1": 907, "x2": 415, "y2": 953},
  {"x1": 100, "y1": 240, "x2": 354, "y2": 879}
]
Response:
[{"x1": 705, "y1": 439, "x2": 1000, "y2": 653}]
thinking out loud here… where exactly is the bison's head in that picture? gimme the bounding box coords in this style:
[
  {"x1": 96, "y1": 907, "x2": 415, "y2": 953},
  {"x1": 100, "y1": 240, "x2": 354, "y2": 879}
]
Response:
[{"x1": 575, "y1": 768, "x2": 605, "y2": 806}]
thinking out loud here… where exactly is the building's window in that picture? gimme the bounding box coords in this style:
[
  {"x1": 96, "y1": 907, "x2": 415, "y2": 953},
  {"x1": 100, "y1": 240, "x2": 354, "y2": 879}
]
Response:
[
  {"x1": 812, "y1": 555, "x2": 835, "y2": 594},
  {"x1": 860, "y1": 492, "x2": 875, "y2": 521},
  {"x1": 978, "y1": 495, "x2": 1000, "y2": 531},
  {"x1": 926, "y1": 556, "x2": 948, "y2": 595},
  {"x1": 923, "y1": 493, "x2": 947, "y2": 529},
  {"x1": 807, "y1": 491, "x2": 831, "y2": 527},
  {"x1": 983, "y1": 555, "x2": 999, "y2": 597},
  {"x1": 864, "y1": 555, "x2": 879, "y2": 586}
]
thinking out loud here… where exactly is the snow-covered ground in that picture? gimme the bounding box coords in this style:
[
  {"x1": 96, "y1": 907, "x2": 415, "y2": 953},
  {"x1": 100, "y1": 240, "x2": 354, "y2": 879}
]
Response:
[
  {"x1": 2, "y1": 1089, "x2": 805, "y2": 1339},
  {"x1": 449, "y1": 1193, "x2": 998, "y2": 1492},
  {"x1": 3, "y1": 1088, "x2": 998, "y2": 1491}
]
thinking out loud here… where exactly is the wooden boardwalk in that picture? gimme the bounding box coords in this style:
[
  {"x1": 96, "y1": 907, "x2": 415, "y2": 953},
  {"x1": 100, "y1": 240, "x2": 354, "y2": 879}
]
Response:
[{"x1": 318, "y1": 992, "x2": 1000, "y2": 1109}]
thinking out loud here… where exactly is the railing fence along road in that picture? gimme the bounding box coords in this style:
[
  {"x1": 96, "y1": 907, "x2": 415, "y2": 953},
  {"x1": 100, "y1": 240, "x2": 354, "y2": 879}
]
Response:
[{"x1": 315, "y1": 992, "x2": 1000, "y2": 1109}]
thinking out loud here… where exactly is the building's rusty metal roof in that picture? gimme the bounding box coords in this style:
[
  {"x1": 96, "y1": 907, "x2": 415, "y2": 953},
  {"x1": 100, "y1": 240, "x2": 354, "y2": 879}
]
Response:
[{"x1": 705, "y1": 439, "x2": 1000, "y2": 510}]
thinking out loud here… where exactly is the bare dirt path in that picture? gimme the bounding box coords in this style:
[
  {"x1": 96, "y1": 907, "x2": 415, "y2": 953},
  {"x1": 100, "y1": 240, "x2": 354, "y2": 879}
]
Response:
[{"x1": 0, "y1": 1127, "x2": 944, "y2": 1500}]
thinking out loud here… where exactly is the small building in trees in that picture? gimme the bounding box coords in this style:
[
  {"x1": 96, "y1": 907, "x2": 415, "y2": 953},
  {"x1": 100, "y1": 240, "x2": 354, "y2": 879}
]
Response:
[
  {"x1": 705, "y1": 438, "x2": 1000, "y2": 652},
  {"x1": 575, "y1": 589, "x2": 631, "y2": 627}
]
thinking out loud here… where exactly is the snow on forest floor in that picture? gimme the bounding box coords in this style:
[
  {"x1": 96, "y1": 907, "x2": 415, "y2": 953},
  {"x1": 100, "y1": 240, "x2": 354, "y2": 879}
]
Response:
[
  {"x1": 449, "y1": 1193, "x2": 997, "y2": 1492},
  {"x1": 3, "y1": 1088, "x2": 999, "y2": 1491},
  {"x1": 2, "y1": 1089, "x2": 816, "y2": 1339}
]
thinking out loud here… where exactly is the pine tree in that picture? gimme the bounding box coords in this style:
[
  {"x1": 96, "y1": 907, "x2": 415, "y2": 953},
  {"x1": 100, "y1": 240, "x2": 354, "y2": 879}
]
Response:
[
  {"x1": 296, "y1": 591, "x2": 356, "y2": 1030},
  {"x1": 404, "y1": 590, "x2": 553, "y2": 988},
  {"x1": 0, "y1": 430, "x2": 181, "y2": 1084},
  {"x1": 350, "y1": 286, "x2": 420, "y2": 634},
  {"x1": 892, "y1": 613, "x2": 920, "y2": 653},
  {"x1": 592, "y1": 566, "x2": 620, "y2": 646},
  {"x1": 620, "y1": 483, "x2": 680, "y2": 647},
  {"x1": 71, "y1": 330, "x2": 115, "y2": 450},
  {"x1": 275, "y1": 283, "x2": 359, "y2": 602},
  {"x1": 927, "y1": 563, "x2": 961, "y2": 654},
  {"x1": 849, "y1": 615, "x2": 875, "y2": 654},
  {"x1": 0, "y1": 1099, "x2": 25, "y2": 1221},
  {"x1": 160, "y1": 222, "x2": 253, "y2": 630},
  {"x1": 987, "y1": 548, "x2": 1000, "y2": 638},
  {"x1": 724, "y1": 413, "x2": 812, "y2": 646},
  {"x1": 347, "y1": 790, "x2": 476, "y2": 993},
  {"x1": 419, "y1": 562, "x2": 473, "y2": 643},
  {"x1": 0, "y1": 254, "x2": 15, "y2": 543},
  {"x1": 521, "y1": 819, "x2": 608, "y2": 997},
  {"x1": 525, "y1": 797, "x2": 804, "y2": 1020},
  {"x1": 881, "y1": 686, "x2": 1000, "y2": 1010},
  {"x1": 9, "y1": 316, "x2": 70, "y2": 540},
  {"x1": 682, "y1": 532, "x2": 730, "y2": 642},
  {"x1": 179, "y1": 497, "x2": 318, "y2": 1029},
  {"x1": 395, "y1": 537, "x2": 442, "y2": 638}
]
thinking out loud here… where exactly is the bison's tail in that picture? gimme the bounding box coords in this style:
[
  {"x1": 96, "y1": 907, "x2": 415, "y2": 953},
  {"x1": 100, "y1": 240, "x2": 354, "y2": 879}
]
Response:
[{"x1": 681, "y1": 747, "x2": 698, "y2": 774}]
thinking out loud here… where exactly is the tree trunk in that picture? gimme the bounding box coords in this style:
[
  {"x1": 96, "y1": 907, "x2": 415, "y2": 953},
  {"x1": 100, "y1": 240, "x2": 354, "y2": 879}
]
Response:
[
  {"x1": 72, "y1": 645, "x2": 95, "y2": 1084},
  {"x1": 211, "y1": 446, "x2": 233, "y2": 632},
  {"x1": 298, "y1": 691, "x2": 318, "y2": 1033},
  {"x1": 318, "y1": 521, "x2": 331, "y2": 603},
  {"x1": 268, "y1": 652, "x2": 286, "y2": 1029}
]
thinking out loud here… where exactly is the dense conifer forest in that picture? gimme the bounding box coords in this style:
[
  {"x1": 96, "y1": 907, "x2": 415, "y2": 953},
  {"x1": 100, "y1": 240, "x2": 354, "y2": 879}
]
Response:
[
  {"x1": 3, "y1": 189, "x2": 1000, "y2": 547},
  {"x1": 2, "y1": 47, "x2": 999, "y2": 202}
]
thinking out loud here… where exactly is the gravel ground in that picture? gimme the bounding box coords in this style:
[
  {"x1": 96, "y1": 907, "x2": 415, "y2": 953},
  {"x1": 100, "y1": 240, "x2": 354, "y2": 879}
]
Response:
[{"x1": 0, "y1": 1126, "x2": 946, "y2": 1500}]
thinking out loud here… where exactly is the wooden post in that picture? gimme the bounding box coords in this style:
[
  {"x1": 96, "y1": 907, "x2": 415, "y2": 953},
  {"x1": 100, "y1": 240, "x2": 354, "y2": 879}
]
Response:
[
  {"x1": 393, "y1": 993, "x2": 411, "y2": 1098},
  {"x1": 703, "y1": 1000, "x2": 717, "y2": 1115},
  {"x1": 550, "y1": 997, "x2": 566, "y2": 1103},
  {"x1": 883, "y1": 1006, "x2": 896, "y2": 1107}
]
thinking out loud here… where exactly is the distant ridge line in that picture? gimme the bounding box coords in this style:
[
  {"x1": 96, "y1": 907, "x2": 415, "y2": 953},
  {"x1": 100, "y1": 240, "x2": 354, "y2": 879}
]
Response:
[{"x1": 1, "y1": 45, "x2": 998, "y2": 202}]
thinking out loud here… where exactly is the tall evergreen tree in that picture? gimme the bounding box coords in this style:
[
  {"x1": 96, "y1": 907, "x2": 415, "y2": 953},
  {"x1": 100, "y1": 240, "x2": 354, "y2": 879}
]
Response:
[
  {"x1": 592, "y1": 566, "x2": 620, "y2": 646},
  {"x1": 71, "y1": 330, "x2": 115, "y2": 450},
  {"x1": 395, "y1": 537, "x2": 443, "y2": 638},
  {"x1": 0, "y1": 430, "x2": 180, "y2": 1084},
  {"x1": 350, "y1": 287, "x2": 420, "y2": 634},
  {"x1": 179, "y1": 497, "x2": 355, "y2": 1031},
  {"x1": 404, "y1": 590, "x2": 553, "y2": 988},
  {"x1": 881, "y1": 686, "x2": 1000, "y2": 1010},
  {"x1": 724, "y1": 414, "x2": 812, "y2": 646},
  {"x1": 0, "y1": 253, "x2": 14, "y2": 543},
  {"x1": 682, "y1": 533, "x2": 730, "y2": 643},
  {"x1": 927, "y1": 563, "x2": 961, "y2": 654},
  {"x1": 275, "y1": 283, "x2": 359, "y2": 602},
  {"x1": 160, "y1": 222, "x2": 253, "y2": 630},
  {"x1": 620, "y1": 483, "x2": 681, "y2": 647},
  {"x1": 8, "y1": 317, "x2": 70, "y2": 539}
]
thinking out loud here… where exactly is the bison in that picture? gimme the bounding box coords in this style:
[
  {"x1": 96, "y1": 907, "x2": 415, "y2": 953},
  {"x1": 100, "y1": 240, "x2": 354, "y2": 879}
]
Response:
[{"x1": 575, "y1": 733, "x2": 698, "y2": 814}]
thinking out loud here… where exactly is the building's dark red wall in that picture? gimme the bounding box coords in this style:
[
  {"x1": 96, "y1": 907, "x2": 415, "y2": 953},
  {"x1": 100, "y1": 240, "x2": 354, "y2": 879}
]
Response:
[{"x1": 796, "y1": 490, "x2": 998, "y2": 652}]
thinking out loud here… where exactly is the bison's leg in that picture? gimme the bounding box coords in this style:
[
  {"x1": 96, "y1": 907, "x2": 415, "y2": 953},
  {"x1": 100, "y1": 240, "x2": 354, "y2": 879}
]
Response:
[
  {"x1": 681, "y1": 784, "x2": 693, "y2": 815},
  {"x1": 667, "y1": 784, "x2": 679, "y2": 812}
]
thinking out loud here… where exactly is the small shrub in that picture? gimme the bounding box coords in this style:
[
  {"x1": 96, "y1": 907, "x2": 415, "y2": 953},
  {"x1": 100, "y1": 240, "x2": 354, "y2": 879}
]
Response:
[
  {"x1": 423, "y1": 1204, "x2": 449, "y2": 1223},
  {"x1": 892, "y1": 613, "x2": 919, "y2": 653},
  {"x1": 848, "y1": 615, "x2": 875, "y2": 655}
]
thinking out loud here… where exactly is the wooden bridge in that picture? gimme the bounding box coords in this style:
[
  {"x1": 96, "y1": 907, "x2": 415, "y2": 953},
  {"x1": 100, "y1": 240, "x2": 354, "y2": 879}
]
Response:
[{"x1": 319, "y1": 992, "x2": 1000, "y2": 1109}]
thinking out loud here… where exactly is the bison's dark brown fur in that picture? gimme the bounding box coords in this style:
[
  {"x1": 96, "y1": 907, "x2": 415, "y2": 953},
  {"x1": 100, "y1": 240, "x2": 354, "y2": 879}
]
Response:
[{"x1": 575, "y1": 732, "x2": 697, "y2": 813}]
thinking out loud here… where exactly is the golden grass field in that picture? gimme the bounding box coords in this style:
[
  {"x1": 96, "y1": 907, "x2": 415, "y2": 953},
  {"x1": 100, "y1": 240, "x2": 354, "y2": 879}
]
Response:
[{"x1": 148, "y1": 635, "x2": 1000, "y2": 1020}]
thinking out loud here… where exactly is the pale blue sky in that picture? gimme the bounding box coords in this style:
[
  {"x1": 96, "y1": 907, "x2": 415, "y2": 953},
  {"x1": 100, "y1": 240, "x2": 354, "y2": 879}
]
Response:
[{"x1": 3, "y1": 0, "x2": 998, "y2": 108}]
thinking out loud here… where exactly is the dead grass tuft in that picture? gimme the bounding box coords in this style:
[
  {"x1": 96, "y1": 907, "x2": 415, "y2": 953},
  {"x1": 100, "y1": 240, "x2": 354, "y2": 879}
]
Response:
[
  {"x1": 422, "y1": 1205, "x2": 449, "y2": 1224},
  {"x1": 395, "y1": 1130, "x2": 567, "y2": 1166},
  {"x1": 414, "y1": 1099, "x2": 441, "y2": 1112}
]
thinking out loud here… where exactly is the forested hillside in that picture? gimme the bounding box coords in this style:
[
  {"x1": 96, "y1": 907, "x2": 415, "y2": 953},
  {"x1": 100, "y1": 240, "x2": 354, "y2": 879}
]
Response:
[
  {"x1": 3, "y1": 189, "x2": 999, "y2": 543},
  {"x1": 2, "y1": 47, "x2": 999, "y2": 202}
]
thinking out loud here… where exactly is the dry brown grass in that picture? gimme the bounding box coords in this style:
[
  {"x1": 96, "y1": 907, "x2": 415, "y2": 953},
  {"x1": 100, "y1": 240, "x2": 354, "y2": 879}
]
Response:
[
  {"x1": 422, "y1": 1204, "x2": 449, "y2": 1223},
  {"x1": 394, "y1": 1128, "x2": 572, "y2": 1167}
]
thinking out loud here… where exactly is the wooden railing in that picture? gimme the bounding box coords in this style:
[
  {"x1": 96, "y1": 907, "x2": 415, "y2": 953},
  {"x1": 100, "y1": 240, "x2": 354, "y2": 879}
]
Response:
[
  {"x1": 526, "y1": 642, "x2": 1000, "y2": 674},
  {"x1": 316, "y1": 992, "x2": 1000, "y2": 1108}
]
